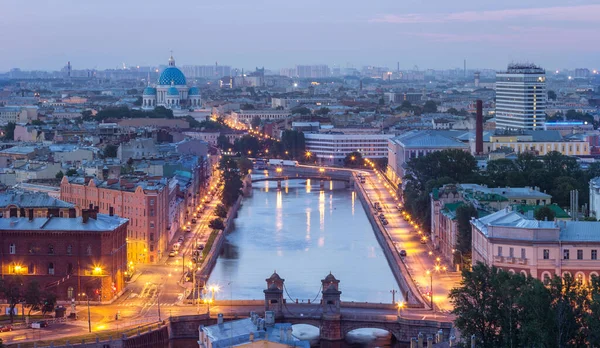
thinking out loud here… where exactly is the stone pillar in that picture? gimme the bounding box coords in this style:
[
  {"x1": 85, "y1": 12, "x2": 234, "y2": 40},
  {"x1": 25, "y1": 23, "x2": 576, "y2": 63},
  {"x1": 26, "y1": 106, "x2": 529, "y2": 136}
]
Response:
[
  {"x1": 320, "y1": 273, "x2": 342, "y2": 341},
  {"x1": 277, "y1": 180, "x2": 282, "y2": 190},
  {"x1": 263, "y1": 272, "x2": 284, "y2": 318},
  {"x1": 320, "y1": 180, "x2": 324, "y2": 189}
]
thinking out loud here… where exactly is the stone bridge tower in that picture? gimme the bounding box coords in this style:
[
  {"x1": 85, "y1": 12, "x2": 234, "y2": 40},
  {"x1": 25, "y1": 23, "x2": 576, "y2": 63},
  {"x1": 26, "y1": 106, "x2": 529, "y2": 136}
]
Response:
[
  {"x1": 264, "y1": 271, "x2": 284, "y2": 318},
  {"x1": 320, "y1": 273, "x2": 343, "y2": 341}
]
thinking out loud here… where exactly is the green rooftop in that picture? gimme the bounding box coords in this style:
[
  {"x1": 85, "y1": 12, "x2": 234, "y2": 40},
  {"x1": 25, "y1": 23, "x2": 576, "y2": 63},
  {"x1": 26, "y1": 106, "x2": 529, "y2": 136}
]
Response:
[{"x1": 513, "y1": 204, "x2": 570, "y2": 219}]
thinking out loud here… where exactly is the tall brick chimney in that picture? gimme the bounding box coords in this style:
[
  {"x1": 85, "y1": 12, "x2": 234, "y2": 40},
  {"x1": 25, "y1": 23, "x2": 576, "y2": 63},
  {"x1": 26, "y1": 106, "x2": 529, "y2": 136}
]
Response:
[
  {"x1": 476, "y1": 100, "x2": 483, "y2": 155},
  {"x1": 68, "y1": 208, "x2": 76, "y2": 218}
]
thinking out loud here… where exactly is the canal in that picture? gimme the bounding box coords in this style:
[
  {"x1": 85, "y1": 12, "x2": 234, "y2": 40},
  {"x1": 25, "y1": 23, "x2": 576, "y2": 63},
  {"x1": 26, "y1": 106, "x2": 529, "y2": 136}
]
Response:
[{"x1": 207, "y1": 179, "x2": 401, "y2": 303}]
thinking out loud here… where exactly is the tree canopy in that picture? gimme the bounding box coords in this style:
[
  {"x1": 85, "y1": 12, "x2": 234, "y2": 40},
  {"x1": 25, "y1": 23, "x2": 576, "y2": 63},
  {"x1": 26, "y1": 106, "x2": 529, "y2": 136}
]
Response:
[
  {"x1": 451, "y1": 262, "x2": 600, "y2": 347},
  {"x1": 343, "y1": 151, "x2": 363, "y2": 167}
]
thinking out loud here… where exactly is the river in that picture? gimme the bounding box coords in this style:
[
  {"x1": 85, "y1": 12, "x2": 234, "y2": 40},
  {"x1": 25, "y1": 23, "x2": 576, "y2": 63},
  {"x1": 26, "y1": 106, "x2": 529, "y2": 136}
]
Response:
[{"x1": 206, "y1": 179, "x2": 403, "y2": 346}]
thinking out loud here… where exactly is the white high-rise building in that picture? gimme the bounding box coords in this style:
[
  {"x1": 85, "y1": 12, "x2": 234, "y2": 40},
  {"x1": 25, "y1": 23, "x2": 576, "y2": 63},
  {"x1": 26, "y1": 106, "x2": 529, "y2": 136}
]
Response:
[{"x1": 495, "y1": 64, "x2": 546, "y2": 130}]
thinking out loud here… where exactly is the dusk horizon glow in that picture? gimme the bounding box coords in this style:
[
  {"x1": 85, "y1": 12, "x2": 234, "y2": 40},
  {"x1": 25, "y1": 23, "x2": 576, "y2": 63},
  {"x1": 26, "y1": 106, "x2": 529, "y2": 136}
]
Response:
[{"x1": 1, "y1": 0, "x2": 599, "y2": 72}]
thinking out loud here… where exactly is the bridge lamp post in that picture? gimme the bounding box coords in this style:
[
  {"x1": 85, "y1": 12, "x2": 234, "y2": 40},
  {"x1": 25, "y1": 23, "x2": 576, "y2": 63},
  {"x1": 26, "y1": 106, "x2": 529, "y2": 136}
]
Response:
[
  {"x1": 396, "y1": 301, "x2": 405, "y2": 316},
  {"x1": 426, "y1": 265, "x2": 441, "y2": 311}
]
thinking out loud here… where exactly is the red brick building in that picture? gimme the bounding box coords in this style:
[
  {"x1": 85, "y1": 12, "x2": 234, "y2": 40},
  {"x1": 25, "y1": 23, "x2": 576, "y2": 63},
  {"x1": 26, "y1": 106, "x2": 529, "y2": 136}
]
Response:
[
  {"x1": 60, "y1": 176, "x2": 168, "y2": 264},
  {"x1": 0, "y1": 208, "x2": 128, "y2": 302}
]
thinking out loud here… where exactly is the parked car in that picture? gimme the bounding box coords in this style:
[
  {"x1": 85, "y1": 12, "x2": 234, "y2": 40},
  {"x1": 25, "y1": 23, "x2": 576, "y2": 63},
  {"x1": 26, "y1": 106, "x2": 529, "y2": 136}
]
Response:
[
  {"x1": 382, "y1": 219, "x2": 389, "y2": 225},
  {"x1": 186, "y1": 226, "x2": 192, "y2": 232},
  {"x1": 399, "y1": 250, "x2": 407, "y2": 257},
  {"x1": 30, "y1": 321, "x2": 48, "y2": 328},
  {"x1": 197, "y1": 244, "x2": 205, "y2": 250},
  {"x1": 178, "y1": 236, "x2": 184, "y2": 243},
  {"x1": 168, "y1": 251, "x2": 176, "y2": 257},
  {"x1": 0, "y1": 325, "x2": 12, "y2": 332},
  {"x1": 191, "y1": 219, "x2": 197, "y2": 224}
]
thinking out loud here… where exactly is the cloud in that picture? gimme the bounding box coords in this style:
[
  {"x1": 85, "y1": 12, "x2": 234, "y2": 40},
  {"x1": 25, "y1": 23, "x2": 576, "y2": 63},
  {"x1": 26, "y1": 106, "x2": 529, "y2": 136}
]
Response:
[{"x1": 371, "y1": 4, "x2": 600, "y2": 24}]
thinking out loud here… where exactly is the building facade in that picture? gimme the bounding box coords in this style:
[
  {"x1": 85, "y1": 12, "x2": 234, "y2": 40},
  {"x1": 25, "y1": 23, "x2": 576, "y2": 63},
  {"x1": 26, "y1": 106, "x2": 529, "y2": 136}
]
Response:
[
  {"x1": 495, "y1": 64, "x2": 546, "y2": 130},
  {"x1": 0, "y1": 209, "x2": 128, "y2": 301},
  {"x1": 387, "y1": 131, "x2": 469, "y2": 186},
  {"x1": 471, "y1": 208, "x2": 600, "y2": 283},
  {"x1": 60, "y1": 177, "x2": 169, "y2": 264},
  {"x1": 304, "y1": 132, "x2": 393, "y2": 166}
]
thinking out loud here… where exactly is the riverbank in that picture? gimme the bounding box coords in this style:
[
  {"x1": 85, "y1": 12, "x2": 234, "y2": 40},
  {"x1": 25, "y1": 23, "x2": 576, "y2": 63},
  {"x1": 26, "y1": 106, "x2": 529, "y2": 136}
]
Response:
[{"x1": 354, "y1": 172, "x2": 427, "y2": 308}]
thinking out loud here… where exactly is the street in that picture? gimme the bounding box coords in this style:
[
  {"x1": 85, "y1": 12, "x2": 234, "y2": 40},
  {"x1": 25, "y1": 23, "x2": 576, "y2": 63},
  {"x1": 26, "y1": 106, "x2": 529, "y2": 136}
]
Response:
[{"x1": 359, "y1": 171, "x2": 461, "y2": 312}]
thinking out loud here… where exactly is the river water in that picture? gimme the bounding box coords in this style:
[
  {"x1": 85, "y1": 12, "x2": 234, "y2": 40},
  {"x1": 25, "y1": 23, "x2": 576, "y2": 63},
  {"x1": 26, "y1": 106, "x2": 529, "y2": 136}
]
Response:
[{"x1": 206, "y1": 179, "x2": 403, "y2": 346}]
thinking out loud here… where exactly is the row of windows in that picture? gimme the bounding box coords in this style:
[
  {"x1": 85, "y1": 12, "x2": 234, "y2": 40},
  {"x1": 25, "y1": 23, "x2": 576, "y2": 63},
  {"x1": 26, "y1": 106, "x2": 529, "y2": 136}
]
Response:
[
  {"x1": 8, "y1": 261, "x2": 74, "y2": 275},
  {"x1": 498, "y1": 247, "x2": 599, "y2": 260},
  {"x1": 9, "y1": 243, "x2": 92, "y2": 256}
]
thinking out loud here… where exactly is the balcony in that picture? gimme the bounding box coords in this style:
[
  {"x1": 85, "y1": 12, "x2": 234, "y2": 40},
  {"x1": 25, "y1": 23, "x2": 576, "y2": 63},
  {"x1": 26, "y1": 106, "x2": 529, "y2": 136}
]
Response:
[
  {"x1": 517, "y1": 258, "x2": 528, "y2": 265},
  {"x1": 493, "y1": 256, "x2": 504, "y2": 263},
  {"x1": 505, "y1": 257, "x2": 515, "y2": 264}
]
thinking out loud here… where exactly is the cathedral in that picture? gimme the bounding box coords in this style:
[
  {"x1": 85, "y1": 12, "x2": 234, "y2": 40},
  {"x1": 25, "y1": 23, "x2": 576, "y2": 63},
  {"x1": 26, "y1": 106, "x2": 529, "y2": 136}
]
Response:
[{"x1": 142, "y1": 54, "x2": 201, "y2": 110}]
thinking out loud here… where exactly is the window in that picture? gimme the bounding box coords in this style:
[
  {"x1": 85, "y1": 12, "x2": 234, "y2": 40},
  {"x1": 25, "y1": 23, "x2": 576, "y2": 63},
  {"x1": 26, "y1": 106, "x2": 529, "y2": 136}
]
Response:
[
  {"x1": 149, "y1": 233, "x2": 154, "y2": 242},
  {"x1": 9, "y1": 243, "x2": 16, "y2": 255},
  {"x1": 67, "y1": 286, "x2": 74, "y2": 299},
  {"x1": 564, "y1": 249, "x2": 570, "y2": 260},
  {"x1": 66, "y1": 245, "x2": 72, "y2": 255},
  {"x1": 521, "y1": 248, "x2": 526, "y2": 259},
  {"x1": 67, "y1": 263, "x2": 73, "y2": 275},
  {"x1": 150, "y1": 222, "x2": 155, "y2": 229},
  {"x1": 543, "y1": 249, "x2": 550, "y2": 259},
  {"x1": 48, "y1": 244, "x2": 54, "y2": 255},
  {"x1": 28, "y1": 262, "x2": 34, "y2": 274},
  {"x1": 577, "y1": 250, "x2": 583, "y2": 260},
  {"x1": 150, "y1": 199, "x2": 155, "y2": 206},
  {"x1": 498, "y1": 246, "x2": 503, "y2": 257},
  {"x1": 509, "y1": 247, "x2": 514, "y2": 258},
  {"x1": 150, "y1": 244, "x2": 154, "y2": 252},
  {"x1": 48, "y1": 263, "x2": 55, "y2": 275},
  {"x1": 592, "y1": 250, "x2": 598, "y2": 260},
  {"x1": 86, "y1": 245, "x2": 92, "y2": 256}
]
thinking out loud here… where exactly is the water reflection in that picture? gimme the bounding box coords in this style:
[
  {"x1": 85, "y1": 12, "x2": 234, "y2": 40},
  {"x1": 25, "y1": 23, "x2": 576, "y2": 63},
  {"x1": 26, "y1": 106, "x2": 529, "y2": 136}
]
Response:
[{"x1": 208, "y1": 179, "x2": 400, "y2": 303}]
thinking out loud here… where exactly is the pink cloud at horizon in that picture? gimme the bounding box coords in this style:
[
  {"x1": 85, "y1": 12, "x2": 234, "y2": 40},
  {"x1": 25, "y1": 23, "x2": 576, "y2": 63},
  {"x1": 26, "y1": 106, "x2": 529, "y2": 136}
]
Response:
[{"x1": 371, "y1": 4, "x2": 600, "y2": 24}]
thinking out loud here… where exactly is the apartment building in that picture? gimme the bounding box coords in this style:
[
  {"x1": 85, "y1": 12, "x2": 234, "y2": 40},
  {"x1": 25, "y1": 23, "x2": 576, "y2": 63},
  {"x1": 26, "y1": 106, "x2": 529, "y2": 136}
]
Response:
[{"x1": 60, "y1": 176, "x2": 169, "y2": 264}]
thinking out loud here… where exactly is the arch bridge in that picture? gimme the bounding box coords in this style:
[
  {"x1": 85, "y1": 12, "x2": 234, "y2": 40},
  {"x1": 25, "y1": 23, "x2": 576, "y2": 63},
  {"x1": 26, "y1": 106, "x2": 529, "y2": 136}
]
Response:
[{"x1": 262, "y1": 272, "x2": 452, "y2": 343}]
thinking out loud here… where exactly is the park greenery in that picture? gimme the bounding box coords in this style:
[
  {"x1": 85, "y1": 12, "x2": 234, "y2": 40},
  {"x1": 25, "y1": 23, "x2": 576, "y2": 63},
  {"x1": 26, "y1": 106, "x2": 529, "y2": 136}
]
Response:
[
  {"x1": 0, "y1": 277, "x2": 57, "y2": 323},
  {"x1": 219, "y1": 156, "x2": 245, "y2": 208},
  {"x1": 343, "y1": 151, "x2": 363, "y2": 167},
  {"x1": 451, "y1": 262, "x2": 600, "y2": 347}
]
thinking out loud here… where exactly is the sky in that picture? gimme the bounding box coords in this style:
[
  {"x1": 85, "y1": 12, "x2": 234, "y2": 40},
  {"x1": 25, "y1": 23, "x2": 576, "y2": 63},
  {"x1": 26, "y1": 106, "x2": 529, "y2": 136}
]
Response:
[{"x1": 1, "y1": 0, "x2": 599, "y2": 72}]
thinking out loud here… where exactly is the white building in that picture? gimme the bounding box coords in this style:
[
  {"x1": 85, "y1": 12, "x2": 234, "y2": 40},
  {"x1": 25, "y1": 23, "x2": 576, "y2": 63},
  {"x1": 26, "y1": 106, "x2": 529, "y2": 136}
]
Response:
[
  {"x1": 304, "y1": 131, "x2": 393, "y2": 166},
  {"x1": 590, "y1": 177, "x2": 600, "y2": 219},
  {"x1": 495, "y1": 64, "x2": 546, "y2": 130},
  {"x1": 230, "y1": 110, "x2": 291, "y2": 124},
  {"x1": 142, "y1": 55, "x2": 201, "y2": 110}
]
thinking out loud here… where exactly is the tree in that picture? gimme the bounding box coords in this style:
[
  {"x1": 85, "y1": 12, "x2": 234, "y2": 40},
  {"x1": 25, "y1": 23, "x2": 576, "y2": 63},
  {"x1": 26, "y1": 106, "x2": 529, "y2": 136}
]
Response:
[
  {"x1": 400, "y1": 101, "x2": 412, "y2": 110},
  {"x1": 551, "y1": 176, "x2": 579, "y2": 208},
  {"x1": 280, "y1": 130, "x2": 306, "y2": 159},
  {"x1": 548, "y1": 90, "x2": 557, "y2": 100},
  {"x1": 316, "y1": 107, "x2": 331, "y2": 115},
  {"x1": 291, "y1": 106, "x2": 311, "y2": 115},
  {"x1": 215, "y1": 204, "x2": 228, "y2": 218},
  {"x1": 216, "y1": 134, "x2": 232, "y2": 150},
  {"x1": 237, "y1": 157, "x2": 253, "y2": 175},
  {"x1": 250, "y1": 116, "x2": 261, "y2": 129},
  {"x1": 55, "y1": 171, "x2": 64, "y2": 179},
  {"x1": 423, "y1": 100, "x2": 438, "y2": 113},
  {"x1": 66, "y1": 168, "x2": 78, "y2": 176},
  {"x1": 241, "y1": 103, "x2": 255, "y2": 110},
  {"x1": 234, "y1": 135, "x2": 260, "y2": 156},
  {"x1": 0, "y1": 276, "x2": 24, "y2": 323},
  {"x1": 24, "y1": 281, "x2": 42, "y2": 316},
  {"x1": 133, "y1": 96, "x2": 142, "y2": 106},
  {"x1": 343, "y1": 151, "x2": 363, "y2": 167},
  {"x1": 103, "y1": 144, "x2": 118, "y2": 158},
  {"x1": 3, "y1": 122, "x2": 16, "y2": 140},
  {"x1": 30, "y1": 120, "x2": 45, "y2": 126},
  {"x1": 42, "y1": 292, "x2": 56, "y2": 315},
  {"x1": 455, "y1": 204, "x2": 478, "y2": 257},
  {"x1": 534, "y1": 206, "x2": 556, "y2": 221},
  {"x1": 485, "y1": 159, "x2": 517, "y2": 187},
  {"x1": 220, "y1": 156, "x2": 245, "y2": 207},
  {"x1": 209, "y1": 218, "x2": 225, "y2": 230}
]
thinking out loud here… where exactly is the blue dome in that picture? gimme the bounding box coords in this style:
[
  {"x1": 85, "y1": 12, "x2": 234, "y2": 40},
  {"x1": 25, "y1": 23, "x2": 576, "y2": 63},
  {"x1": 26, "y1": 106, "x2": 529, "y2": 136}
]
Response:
[
  {"x1": 143, "y1": 86, "x2": 156, "y2": 95},
  {"x1": 188, "y1": 87, "x2": 200, "y2": 95},
  {"x1": 167, "y1": 86, "x2": 179, "y2": 96},
  {"x1": 158, "y1": 66, "x2": 186, "y2": 85}
]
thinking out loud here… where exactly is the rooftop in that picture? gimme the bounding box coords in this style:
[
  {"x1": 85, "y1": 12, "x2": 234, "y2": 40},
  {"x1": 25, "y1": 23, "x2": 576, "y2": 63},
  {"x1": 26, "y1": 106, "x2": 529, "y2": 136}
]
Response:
[
  {"x1": 202, "y1": 317, "x2": 309, "y2": 348},
  {"x1": 0, "y1": 192, "x2": 73, "y2": 209},
  {"x1": 0, "y1": 214, "x2": 128, "y2": 232},
  {"x1": 392, "y1": 130, "x2": 469, "y2": 149}
]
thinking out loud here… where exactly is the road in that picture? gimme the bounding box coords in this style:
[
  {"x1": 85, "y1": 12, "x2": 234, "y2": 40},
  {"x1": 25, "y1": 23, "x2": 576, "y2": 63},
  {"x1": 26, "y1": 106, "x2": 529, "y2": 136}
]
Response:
[{"x1": 358, "y1": 170, "x2": 461, "y2": 312}]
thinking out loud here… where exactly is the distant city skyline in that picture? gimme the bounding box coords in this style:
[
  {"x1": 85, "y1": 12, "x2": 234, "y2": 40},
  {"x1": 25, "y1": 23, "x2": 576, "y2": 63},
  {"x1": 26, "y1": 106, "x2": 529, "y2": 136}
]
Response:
[{"x1": 1, "y1": 0, "x2": 599, "y2": 72}]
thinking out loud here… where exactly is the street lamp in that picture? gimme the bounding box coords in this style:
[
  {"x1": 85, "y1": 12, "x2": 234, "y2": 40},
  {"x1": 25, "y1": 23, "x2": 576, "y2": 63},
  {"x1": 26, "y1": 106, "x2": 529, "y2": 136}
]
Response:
[
  {"x1": 78, "y1": 293, "x2": 91, "y2": 333},
  {"x1": 396, "y1": 301, "x2": 405, "y2": 316}
]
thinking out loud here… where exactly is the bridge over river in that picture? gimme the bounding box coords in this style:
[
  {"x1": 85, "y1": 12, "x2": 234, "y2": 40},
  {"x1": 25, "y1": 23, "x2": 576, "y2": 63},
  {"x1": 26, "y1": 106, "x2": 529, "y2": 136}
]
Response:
[{"x1": 188, "y1": 272, "x2": 453, "y2": 343}]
